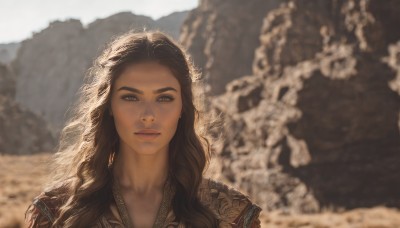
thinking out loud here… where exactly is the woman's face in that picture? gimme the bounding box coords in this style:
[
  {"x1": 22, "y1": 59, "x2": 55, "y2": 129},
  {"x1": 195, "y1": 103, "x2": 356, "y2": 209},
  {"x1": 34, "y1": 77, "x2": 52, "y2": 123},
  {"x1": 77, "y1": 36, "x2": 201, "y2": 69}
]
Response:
[{"x1": 110, "y1": 61, "x2": 182, "y2": 156}]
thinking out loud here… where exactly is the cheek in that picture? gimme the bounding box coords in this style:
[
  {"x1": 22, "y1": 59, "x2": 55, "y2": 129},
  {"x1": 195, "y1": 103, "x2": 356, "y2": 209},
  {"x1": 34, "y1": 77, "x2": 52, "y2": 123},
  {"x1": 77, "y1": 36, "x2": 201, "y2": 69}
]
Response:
[
  {"x1": 160, "y1": 105, "x2": 180, "y2": 119},
  {"x1": 111, "y1": 102, "x2": 136, "y2": 133},
  {"x1": 160, "y1": 103, "x2": 182, "y2": 133}
]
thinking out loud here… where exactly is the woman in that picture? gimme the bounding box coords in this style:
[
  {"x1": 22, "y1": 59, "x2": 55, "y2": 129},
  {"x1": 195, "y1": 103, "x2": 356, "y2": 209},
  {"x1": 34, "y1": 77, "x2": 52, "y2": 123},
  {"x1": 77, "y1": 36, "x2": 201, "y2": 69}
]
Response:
[{"x1": 25, "y1": 30, "x2": 261, "y2": 227}]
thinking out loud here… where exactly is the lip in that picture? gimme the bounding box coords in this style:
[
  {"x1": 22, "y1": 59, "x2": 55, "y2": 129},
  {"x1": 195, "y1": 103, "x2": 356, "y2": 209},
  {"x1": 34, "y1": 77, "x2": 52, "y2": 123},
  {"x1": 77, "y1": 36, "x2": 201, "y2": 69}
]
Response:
[
  {"x1": 135, "y1": 129, "x2": 161, "y2": 134},
  {"x1": 134, "y1": 129, "x2": 161, "y2": 140}
]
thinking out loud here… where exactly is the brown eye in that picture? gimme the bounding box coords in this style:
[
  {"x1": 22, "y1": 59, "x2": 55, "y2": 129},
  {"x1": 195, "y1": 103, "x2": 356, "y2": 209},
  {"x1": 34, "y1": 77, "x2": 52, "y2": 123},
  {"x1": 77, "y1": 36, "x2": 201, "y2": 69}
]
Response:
[
  {"x1": 121, "y1": 95, "x2": 138, "y2": 101},
  {"x1": 158, "y1": 96, "x2": 174, "y2": 102}
]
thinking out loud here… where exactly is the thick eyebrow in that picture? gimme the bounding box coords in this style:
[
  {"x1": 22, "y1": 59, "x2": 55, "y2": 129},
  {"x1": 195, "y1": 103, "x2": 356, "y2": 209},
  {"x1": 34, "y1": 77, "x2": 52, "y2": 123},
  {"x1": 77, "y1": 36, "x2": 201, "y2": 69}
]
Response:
[{"x1": 117, "y1": 86, "x2": 178, "y2": 94}]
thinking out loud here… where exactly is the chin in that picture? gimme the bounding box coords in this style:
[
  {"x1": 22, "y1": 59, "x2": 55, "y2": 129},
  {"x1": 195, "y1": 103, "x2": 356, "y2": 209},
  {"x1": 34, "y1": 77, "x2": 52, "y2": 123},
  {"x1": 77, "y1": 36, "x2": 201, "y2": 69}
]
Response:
[
  {"x1": 131, "y1": 144, "x2": 167, "y2": 156},
  {"x1": 136, "y1": 150, "x2": 160, "y2": 156}
]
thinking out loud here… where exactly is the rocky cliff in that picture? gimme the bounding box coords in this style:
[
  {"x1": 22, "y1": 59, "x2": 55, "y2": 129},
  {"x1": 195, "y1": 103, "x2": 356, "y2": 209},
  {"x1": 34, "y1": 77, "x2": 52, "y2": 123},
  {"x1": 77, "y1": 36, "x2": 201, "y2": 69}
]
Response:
[
  {"x1": 0, "y1": 64, "x2": 55, "y2": 154},
  {"x1": 183, "y1": 0, "x2": 400, "y2": 213},
  {"x1": 156, "y1": 11, "x2": 189, "y2": 40},
  {"x1": 13, "y1": 11, "x2": 188, "y2": 133},
  {"x1": 0, "y1": 64, "x2": 15, "y2": 98},
  {"x1": 180, "y1": 0, "x2": 281, "y2": 95},
  {"x1": 0, "y1": 43, "x2": 20, "y2": 65}
]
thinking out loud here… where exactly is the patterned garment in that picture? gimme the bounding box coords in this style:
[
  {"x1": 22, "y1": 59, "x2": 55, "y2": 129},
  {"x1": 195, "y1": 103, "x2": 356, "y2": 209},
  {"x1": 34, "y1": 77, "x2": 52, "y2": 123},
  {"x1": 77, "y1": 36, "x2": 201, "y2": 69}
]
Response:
[{"x1": 26, "y1": 178, "x2": 262, "y2": 227}]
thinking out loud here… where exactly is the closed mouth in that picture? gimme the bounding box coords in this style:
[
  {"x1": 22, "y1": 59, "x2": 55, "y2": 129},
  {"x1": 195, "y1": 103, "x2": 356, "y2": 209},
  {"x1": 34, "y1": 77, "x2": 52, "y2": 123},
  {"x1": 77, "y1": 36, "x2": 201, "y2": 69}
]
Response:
[
  {"x1": 134, "y1": 132, "x2": 161, "y2": 140},
  {"x1": 135, "y1": 129, "x2": 161, "y2": 134},
  {"x1": 135, "y1": 129, "x2": 161, "y2": 141}
]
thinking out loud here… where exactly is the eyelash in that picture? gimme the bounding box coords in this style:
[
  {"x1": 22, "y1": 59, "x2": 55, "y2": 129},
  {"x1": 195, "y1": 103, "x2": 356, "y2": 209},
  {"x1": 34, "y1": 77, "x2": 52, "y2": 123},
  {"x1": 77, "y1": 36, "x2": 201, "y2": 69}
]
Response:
[{"x1": 121, "y1": 95, "x2": 174, "y2": 102}]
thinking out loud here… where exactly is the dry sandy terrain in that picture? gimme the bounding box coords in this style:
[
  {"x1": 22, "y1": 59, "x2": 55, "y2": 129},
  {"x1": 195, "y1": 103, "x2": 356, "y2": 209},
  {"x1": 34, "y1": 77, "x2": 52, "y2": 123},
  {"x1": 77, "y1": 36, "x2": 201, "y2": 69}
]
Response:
[
  {"x1": 0, "y1": 153, "x2": 51, "y2": 228},
  {"x1": 0, "y1": 153, "x2": 399, "y2": 228}
]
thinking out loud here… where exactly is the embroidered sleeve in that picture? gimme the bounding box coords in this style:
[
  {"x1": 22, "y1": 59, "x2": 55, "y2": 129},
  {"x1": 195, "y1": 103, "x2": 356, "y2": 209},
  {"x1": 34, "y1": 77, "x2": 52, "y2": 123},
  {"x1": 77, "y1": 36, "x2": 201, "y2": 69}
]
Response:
[
  {"x1": 25, "y1": 190, "x2": 64, "y2": 228},
  {"x1": 25, "y1": 198, "x2": 55, "y2": 228},
  {"x1": 243, "y1": 203, "x2": 262, "y2": 228},
  {"x1": 198, "y1": 178, "x2": 263, "y2": 228}
]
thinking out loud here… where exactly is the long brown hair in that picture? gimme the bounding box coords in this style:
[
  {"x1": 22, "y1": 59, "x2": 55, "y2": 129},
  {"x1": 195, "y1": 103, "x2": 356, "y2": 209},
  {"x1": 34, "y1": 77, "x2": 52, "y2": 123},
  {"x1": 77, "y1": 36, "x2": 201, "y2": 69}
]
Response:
[{"x1": 45, "y1": 30, "x2": 218, "y2": 227}]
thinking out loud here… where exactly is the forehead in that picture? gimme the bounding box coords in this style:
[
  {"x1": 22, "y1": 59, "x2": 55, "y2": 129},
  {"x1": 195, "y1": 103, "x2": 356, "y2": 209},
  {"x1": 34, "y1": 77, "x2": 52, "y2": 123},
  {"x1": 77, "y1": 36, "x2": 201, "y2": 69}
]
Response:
[{"x1": 114, "y1": 61, "x2": 180, "y2": 90}]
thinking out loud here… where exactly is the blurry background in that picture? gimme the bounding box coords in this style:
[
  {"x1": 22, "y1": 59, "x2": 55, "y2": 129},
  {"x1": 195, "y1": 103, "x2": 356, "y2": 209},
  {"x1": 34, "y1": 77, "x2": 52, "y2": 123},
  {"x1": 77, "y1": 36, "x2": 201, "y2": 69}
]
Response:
[{"x1": 1, "y1": 0, "x2": 400, "y2": 227}]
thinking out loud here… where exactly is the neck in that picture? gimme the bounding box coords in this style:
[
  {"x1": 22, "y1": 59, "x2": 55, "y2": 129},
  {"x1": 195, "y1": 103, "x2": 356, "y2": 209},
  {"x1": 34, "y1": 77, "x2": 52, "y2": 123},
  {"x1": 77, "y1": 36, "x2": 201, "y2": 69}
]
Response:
[{"x1": 112, "y1": 144, "x2": 169, "y2": 194}]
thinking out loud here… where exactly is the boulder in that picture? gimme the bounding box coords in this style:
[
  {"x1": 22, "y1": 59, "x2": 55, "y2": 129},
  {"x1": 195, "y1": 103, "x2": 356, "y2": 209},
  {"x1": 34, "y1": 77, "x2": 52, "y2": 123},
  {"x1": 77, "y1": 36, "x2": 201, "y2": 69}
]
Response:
[{"x1": 202, "y1": 0, "x2": 400, "y2": 213}]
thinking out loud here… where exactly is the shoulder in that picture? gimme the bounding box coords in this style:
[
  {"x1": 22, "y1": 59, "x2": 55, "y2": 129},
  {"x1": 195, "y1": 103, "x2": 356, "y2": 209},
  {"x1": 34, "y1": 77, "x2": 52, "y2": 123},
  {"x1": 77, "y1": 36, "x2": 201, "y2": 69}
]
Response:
[
  {"x1": 198, "y1": 178, "x2": 262, "y2": 228},
  {"x1": 25, "y1": 187, "x2": 68, "y2": 228}
]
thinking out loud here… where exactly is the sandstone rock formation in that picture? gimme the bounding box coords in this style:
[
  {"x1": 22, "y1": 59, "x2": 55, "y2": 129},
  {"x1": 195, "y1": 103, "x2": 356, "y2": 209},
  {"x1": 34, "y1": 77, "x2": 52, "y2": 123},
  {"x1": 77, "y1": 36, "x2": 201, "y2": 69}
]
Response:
[
  {"x1": 0, "y1": 42, "x2": 20, "y2": 65},
  {"x1": 156, "y1": 11, "x2": 189, "y2": 40},
  {"x1": 0, "y1": 64, "x2": 15, "y2": 98},
  {"x1": 180, "y1": 0, "x2": 282, "y2": 95},
  {"x1": 13, "y1": 11, "x2": 188, "y2": 133},
  {"x1": 184, "y1": 0, "x2": 400, "y2": 213},
  {"x1": 0, "y1": 64, "x2": 55, "y2": 154}
]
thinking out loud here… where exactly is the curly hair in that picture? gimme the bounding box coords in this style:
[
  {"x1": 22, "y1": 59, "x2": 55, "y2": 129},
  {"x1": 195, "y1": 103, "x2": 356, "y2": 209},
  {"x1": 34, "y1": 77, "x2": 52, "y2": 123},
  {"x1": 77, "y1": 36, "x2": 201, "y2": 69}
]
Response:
[{"x1": 40, "y1": 30, "x2": 218, "y2": 227}]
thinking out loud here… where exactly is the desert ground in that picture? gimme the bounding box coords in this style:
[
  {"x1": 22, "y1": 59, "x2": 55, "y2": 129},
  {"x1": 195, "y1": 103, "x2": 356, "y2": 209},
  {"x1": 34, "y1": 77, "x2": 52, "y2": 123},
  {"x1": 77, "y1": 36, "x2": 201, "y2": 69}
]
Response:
[{"x1": 1, "y1": 153, "x2": 399, "y2": 228}]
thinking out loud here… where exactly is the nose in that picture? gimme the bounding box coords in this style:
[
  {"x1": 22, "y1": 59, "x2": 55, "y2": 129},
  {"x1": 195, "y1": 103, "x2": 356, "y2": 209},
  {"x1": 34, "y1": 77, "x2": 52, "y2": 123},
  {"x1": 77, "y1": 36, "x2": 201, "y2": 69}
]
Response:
[{"x1": 140, "y1": 103, "x2": 155, "y2": 122}]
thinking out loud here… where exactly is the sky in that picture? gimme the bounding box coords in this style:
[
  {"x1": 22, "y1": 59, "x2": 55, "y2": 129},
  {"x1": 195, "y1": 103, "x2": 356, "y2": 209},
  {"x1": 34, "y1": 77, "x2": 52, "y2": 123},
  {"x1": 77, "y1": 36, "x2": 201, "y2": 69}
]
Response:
[{"x1": 0, "y1": 0, "x2": 198, "y2": 43}]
